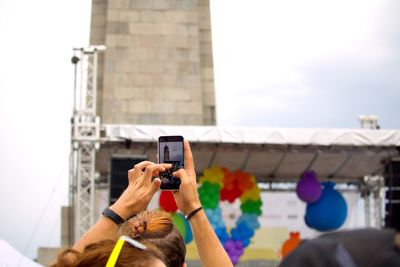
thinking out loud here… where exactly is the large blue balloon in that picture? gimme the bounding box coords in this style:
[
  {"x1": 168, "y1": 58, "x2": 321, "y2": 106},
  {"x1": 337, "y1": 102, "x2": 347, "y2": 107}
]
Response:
[{"x1": 305, "y1": 182, "x2": 347, "y2": 231}]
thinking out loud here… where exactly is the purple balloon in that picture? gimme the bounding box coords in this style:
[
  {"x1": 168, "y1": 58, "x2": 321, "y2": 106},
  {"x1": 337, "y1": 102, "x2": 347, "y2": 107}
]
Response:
[
  {"x1": 224, "y1": 239, "x2": 245, "y2": 264},
  {"x1": 234, "y1": 240, "x2": 243, "y2": 249},
  {"x1": 296, "y1": 170, "x2": 322, "y2": 203},
  {"x1": 224, "y1": 240, "x2": 234, "y2": 251},
  {"x1": 230, "y1": 255, "x2": 239, "y2": 265}
]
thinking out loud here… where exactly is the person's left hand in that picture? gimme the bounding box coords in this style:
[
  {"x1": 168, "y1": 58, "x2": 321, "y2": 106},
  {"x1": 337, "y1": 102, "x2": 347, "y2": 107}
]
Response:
[
  {"x1": 110, "y1": 161, "x2": 172, "y2": 219},
  {"x1": 173, "y1": 140, "x2": 201, "y2": 215}
]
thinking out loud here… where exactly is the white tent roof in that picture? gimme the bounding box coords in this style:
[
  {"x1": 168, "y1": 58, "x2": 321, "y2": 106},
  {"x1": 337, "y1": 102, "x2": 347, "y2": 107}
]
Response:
[
  {"x1": 0, "y1": 239, "x2": 43, "y2": 267},
  {"x1": 101, "y1": 125, "x2": 400, "y2": 182},
  {"x1": 103, "y1": 125, "x2": 400, "y2": 146}
]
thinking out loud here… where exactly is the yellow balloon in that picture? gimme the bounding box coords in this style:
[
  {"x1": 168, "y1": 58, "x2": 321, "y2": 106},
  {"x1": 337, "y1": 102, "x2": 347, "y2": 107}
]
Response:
[
  {"x1": 241, "y1": 187, "x2": 261, "y2": 201},
  {"x1": 199, "y1": 166, "x2": 224, "y2": 187}
]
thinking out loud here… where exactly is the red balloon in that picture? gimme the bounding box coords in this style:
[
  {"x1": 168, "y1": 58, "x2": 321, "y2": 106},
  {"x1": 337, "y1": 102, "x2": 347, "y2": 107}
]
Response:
[
  {"x1": 159, "y1": 191, "x2": 178, "y2": 212},
  {"x1": 223, "y1": 172, "x2": 236, "y2": 189},
  {"x1": 220, "y1": 180, "x2": 242, "y2": 203}
]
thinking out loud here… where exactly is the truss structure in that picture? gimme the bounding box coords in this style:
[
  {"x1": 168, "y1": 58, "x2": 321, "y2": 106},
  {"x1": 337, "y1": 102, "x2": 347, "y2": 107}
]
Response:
[
  {"x1": 70, "y1": 46, "x2": 104, "y2": 241},
  {"x1": 361, "y1": 175, "x2": 385, "y2": 228}
]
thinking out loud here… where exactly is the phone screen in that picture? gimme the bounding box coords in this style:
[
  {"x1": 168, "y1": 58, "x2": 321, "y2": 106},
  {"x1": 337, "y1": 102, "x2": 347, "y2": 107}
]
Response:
[{"x1": 158, "y1": 136, "x2": 184, "y2": 190}]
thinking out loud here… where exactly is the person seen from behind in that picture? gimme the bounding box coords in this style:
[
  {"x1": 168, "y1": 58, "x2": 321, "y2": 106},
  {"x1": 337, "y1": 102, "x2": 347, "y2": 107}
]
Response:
[{"x1": 52, "y1": 140, "x2": 233, "y2": 267}]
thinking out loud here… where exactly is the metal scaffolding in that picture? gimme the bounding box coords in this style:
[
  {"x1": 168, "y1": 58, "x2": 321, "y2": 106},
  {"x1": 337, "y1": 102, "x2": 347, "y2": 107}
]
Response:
[
  {"x1": 361, "y1": 175, "x2": 385, "y2": 228},
  {"x1": 70, "y1": 46, "x2": 105, "y2": 241}
]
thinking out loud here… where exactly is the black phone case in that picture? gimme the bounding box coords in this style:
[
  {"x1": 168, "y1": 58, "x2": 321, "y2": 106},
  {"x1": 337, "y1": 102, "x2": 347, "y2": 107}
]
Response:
[{"x1": 158, "y1": 136, "x2": 184, "y2": 190}]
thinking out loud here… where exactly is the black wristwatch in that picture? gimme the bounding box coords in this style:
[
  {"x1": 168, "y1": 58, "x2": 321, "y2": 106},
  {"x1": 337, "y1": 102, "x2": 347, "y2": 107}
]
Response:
[{"x1": 102, "y1": 207, "x2": 125, "y2": 225}]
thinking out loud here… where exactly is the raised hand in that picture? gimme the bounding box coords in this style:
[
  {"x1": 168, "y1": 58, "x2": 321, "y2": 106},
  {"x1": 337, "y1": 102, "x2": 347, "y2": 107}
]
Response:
[
  {"x1": 172, "y1": 140, "x2": 201, "y2": 215},
  {"x1": 111, "y1": 161, "x2": 172, "y2": 219}
]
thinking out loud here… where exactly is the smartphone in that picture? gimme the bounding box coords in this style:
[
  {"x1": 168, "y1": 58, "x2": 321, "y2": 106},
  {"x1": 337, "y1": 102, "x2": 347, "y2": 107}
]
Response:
[{"x1": 158, "y1": 135, "x2": 184, "y2": 190}]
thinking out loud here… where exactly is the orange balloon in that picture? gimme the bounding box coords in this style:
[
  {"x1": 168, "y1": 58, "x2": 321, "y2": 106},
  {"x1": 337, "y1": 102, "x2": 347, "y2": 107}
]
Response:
[{"x1": 281, "y1": 231, "x2": 301, "y2": 258}]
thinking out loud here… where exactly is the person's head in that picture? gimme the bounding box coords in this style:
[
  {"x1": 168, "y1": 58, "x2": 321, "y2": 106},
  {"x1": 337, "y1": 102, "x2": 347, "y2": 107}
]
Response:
[
  {"x1": 52, "y1": 239, "x2": 166, "y2": 267},
  {"x1": 119, "y1": 210, "x2": 186, "y2": 267},
  {"x1": 279, "y1": 228, "x2": 400, "y2": 267}
]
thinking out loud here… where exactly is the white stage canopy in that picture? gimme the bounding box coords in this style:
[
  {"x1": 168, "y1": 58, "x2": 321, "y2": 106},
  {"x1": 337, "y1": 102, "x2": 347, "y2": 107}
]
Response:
[{"x1": 101, "y1": 125, "x2": 400, "y2": 182}]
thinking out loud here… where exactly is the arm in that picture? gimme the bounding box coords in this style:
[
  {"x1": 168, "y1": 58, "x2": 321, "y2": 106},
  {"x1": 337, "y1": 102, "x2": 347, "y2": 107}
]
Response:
[
  {"x1": 173, "y1": 140, "x2": 233, "y2": 267},
  {"x1": 188, "y1": 209, "x2": 233, "y2": 267},
  {"x1": 73, "y1": 162, "x2": 171, "y2": 252}
]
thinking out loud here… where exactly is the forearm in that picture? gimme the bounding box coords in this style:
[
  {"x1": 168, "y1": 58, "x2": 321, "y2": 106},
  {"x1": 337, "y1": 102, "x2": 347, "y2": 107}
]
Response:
[
  {"x1": 72, "y1": 162, "x2": 164, "y2": 252},
  {"x1": 189, "y1": 210, "x2": 233, "y2": 267},
  {"x1": 72, "y1": 217, "x2": 119, "y2": 252},
  {"x1": 72, "y1": 203, "x2": 129, "y2": 252}
]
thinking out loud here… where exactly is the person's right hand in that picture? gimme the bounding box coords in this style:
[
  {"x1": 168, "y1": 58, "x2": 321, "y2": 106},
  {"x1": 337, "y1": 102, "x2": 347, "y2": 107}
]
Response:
[
  {"x1": 172, "y1": 140, "x2": 202, "y2": 215},
  {"x1": 110, "y1": 161, "x2": 172, "y2": 220}
]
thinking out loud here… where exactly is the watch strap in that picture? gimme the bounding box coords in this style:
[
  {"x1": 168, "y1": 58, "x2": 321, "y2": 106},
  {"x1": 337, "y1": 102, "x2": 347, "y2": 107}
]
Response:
[{"x1": 102, "y1": 207, "x2": 125, "y2": 225}]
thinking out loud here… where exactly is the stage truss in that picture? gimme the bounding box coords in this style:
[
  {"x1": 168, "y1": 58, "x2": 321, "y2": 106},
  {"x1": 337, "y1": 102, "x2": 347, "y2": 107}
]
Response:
[{"x1": 70, "y1": 46, "x2": 103, "y2": 241}]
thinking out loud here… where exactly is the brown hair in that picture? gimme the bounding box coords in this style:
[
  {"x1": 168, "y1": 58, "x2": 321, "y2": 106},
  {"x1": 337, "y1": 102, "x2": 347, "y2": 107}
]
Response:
[
  {"x1": 119, "y1": 210, "x2": 186, "y2": 267},
  {"x1": 51, "y1": 239, "x2": 166, "y2": 267}
]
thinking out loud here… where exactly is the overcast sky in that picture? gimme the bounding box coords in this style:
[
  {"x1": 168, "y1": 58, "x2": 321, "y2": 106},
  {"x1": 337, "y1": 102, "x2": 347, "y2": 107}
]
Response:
[
  {"x1": 0, "y1": 0, "x2": 399, "y2": 260},
  {"x1": 212, "y1": 0, "x2": 400, "y2": 128},
  {"x1": 0, "y1": 0, "x2": 91, "y2": 260}
]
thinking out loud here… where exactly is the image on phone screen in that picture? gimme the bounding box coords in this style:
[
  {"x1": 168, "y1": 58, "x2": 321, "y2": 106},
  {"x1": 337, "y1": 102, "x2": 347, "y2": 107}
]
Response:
[{"x1": 158, "y1": 136, "x2": 184, "y2": 190}]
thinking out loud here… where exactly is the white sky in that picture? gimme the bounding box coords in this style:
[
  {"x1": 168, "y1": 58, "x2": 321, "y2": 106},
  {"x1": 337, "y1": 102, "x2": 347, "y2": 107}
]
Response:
[
  {"x1": 0, "y1": 0, "x2": 399, "y2": 260},
  {"x1": 0, "y1": 0, "x2": 91, "y2": 260},
  {"x1": 211, "y1": 0, "x2": 400, "y2": 128}
]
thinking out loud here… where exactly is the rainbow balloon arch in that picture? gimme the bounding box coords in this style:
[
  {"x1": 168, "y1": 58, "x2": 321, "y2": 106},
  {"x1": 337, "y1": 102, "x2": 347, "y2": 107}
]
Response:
[{"x1": 159, "y1": 166, "x2": 263, "y2": 265}]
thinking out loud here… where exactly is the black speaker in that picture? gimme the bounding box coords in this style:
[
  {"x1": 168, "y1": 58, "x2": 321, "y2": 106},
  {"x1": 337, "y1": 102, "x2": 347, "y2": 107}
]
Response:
[
  {"x1": 384, "y1": 160, "x2": 400, "y2": 230},
  {"x1": 109, "y1": 155, "x2": 147, "y2": 205}
]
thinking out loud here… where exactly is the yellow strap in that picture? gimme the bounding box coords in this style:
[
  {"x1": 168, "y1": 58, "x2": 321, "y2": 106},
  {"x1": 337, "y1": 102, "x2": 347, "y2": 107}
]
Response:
[{"x1": 106, "y1": 238, "x2": 125, "y2": 267}]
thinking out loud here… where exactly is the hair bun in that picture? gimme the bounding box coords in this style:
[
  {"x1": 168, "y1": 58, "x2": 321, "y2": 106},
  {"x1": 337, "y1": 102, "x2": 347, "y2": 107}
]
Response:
[
  {"x1": 121, "y1": 218, "x2": 148, "y2": 238},
  {"x1": 119, "y1": 210, "x2": 173, "y2": 239}
]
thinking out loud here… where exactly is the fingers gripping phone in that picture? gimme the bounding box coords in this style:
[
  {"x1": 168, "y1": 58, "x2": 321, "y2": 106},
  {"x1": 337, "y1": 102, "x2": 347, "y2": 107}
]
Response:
[{"x1": 158, "y1": 135, "x2": 184, "y2": 190}]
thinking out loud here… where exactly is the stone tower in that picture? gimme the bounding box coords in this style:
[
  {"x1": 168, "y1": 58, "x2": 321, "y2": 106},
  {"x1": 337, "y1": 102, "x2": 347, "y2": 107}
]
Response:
[{"x1": 90, "y1": 0, "x2": 216, "y2": 125}]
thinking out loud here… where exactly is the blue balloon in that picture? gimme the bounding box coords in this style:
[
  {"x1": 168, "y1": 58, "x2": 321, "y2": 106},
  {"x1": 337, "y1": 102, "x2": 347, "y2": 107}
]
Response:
[
  {"x1": 241, "y1": 238, "x2": 250, "y2": 247},
  {"x1": 305, "y1": 182, "x2": 347, "y2": 231},
  {"x1": 205, "y1": 208, "x2": 225, "y2": 229},
  {"x1": 232, "y1": 222, "x2": 254, "y2": 246},
  {"x1": 237, "y1": 214, "x2": 260, "y2": 230},
  {"x1": 183, "y1": 214, "x2": 193, "y2": 243},
  {"x1": 231, "y1": 228, "x2": 241, "y2": 240},
  {"x1": 304, "y1": 214, "x2": 313, "y2": 228},
  {"x1": 215, "y1": 227, "x2": 229, "y2": 243}
]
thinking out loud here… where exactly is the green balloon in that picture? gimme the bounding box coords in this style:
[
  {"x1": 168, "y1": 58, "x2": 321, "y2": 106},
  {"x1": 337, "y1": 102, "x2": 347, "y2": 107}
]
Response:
[
  {"x1": 199, "y1": 182, "x2": 221, "y2": 209},
  {"x1": 172, "y1": 213, "x2": 186, "y2": 239},
  {"x1": 241, "y1": 199, "x2": 263, "y2": 215}
]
